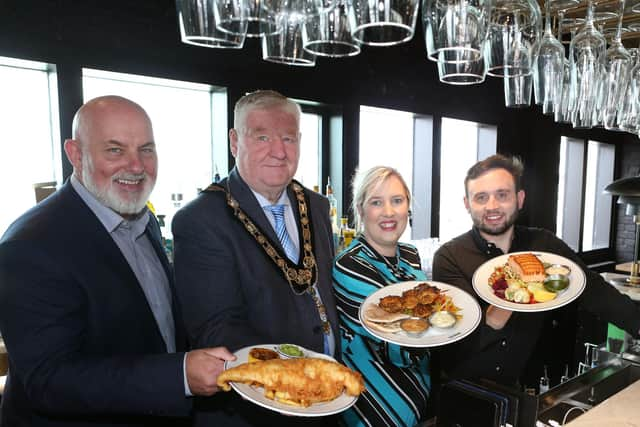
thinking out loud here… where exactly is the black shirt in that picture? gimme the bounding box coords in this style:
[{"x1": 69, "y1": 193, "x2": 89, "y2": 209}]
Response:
[{"x1": 432, "y1": 226, "x2": 640, "y2": 386}]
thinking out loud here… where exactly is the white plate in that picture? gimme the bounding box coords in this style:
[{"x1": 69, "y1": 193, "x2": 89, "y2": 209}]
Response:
[
  {"x1": 358, "y1": 281, "x2": 482, "y2": 348},
  {"x1": 472, "y1": 251, "x2": 586, "y2": 312},
  {"x1": 223, "y1": 344, "x2": 358, "y2": 417}
]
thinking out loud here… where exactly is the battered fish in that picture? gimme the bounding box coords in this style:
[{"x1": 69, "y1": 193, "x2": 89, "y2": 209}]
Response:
[{"x1": 217, "y1": 357, "x2": 365, "y2": 407}]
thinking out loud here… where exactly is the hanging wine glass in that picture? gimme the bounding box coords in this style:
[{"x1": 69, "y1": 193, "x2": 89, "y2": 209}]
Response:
[
  {"x1": 603, "y1": 0, "x2": 632, "y2": 130},
  {"x1": 555, "y1": 14, "x2": 574, "y2": 123},
  {"x1": 589, "y1": 23, "x2": 608, "y2": 127},
  {"x1": 570, "y1": 0, "x2": 606, "y2": 129},
  {"x1": 618, "y1": 44, "x2": 640, "y2": 133},
  {"x1": 533, "y1": 0, "x2": 565, "y2": 115}
]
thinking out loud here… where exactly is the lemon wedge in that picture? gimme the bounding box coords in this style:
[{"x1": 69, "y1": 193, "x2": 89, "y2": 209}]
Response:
[
  {"x1": 533, "y1": 288, "x2": 557, "y2": 302},
  {"x1": 528, "y1": 283, "x2": 557, "y2": 303}
]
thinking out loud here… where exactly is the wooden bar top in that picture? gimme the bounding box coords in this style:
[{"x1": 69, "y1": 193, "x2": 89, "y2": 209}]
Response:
[{"x1": 565, "y1": 379, "x2": 640, "y2": 426}]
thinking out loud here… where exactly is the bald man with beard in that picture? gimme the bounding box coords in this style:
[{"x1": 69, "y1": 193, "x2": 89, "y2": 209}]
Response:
[{"x1": 0, "y1": 96, "x2": 234, "y2": 427}]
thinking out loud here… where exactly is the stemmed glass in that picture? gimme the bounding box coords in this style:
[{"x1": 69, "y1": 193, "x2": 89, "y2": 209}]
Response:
[
  {"x1": 570, "y1": 0, "x2": 606, "y2": 129},
  {"x1": 618, "y1": 45, "x2": 640, "y2": 133},
  {"x1": 533, "y1": 0, "x2": 565, "y2": 115},
  {"x1": 554, "y1": 13, "x2": 574, "y2": 123},
  {"x1": 602, "y1": 0, "x2": 632, "y2": 130}
]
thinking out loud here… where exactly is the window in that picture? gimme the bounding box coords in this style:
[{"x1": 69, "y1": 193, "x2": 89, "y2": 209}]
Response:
[
  {"x1": 583, "y1": 141, "x2": 615, "y2": 250},
  {"x1": 556, "y1": 137, "x2": 584, "y2": 251},
  {"x1": 82, "y1": 69, "x2": 227, "y2": 236},
  {"x1": 556, "y1": 137, "x2": 615, "y2": 252},
  {"x1": 439, "y1": 118, "x2": 497, "y2": 242},
  {"x1": 296, "y1": 111, "x2": 321, "y2": 189},
  {"x1": 0, "y1": 56, "x2": 61, "y2": 236},
  {"x1": 359, "y1": 106, "x2": 416, "y2": 241}
]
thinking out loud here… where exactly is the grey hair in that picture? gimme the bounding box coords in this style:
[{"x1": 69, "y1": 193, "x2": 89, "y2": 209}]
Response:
[
  {"x1": 351, "y1": 166, "x2": 411, "y2": 233},
  {"x1": 233, "y1": 89, "x2": 301, "y2": 133}
]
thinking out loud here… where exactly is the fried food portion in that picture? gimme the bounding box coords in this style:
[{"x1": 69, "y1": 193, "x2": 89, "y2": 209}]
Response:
[
  {"x1": 378, "y1": 295, "x2": 403, "y2": 312},
  {"x1": 401, "y1": 294, "x2": 419, "y2": 309},
  {"x1": 412, "y1": 303, "x2": 433, "y2": 318},
  {"x1": 378, "y1": 282, "x2": 444, "y2": 314},
  {"x1": 217, "y1": 358, "x2": 365, "y2": 407},
  {"x1": 416, "y1": 284, "x2": 441, "y2": 305}
]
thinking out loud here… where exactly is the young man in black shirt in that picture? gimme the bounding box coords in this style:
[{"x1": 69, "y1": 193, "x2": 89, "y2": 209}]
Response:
[{"x1": 433, "y1": 154, "x2": 640, "y2": 386}]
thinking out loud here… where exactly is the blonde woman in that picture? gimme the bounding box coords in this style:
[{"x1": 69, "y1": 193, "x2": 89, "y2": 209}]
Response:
[{"x1": 333, "y1": 166, "x2": 430, "y2": 427}]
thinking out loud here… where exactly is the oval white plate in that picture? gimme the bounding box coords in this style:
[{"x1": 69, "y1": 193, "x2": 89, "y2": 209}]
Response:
[
  {"x1": 472, "y1": 251, "x2": 586, "y2": 312},
  {"x1": 358, "y1": 281, "x2": 482, "y2": 348},
  {"x1": 223, "y1": 344, "x2": 358, "y2": 417}
]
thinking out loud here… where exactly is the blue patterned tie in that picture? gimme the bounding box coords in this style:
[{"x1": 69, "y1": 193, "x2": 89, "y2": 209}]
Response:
[
  {"x1": 267, "y1": 204, "x2": 299, "y2": 263},
  {"x1": 267, "y1": 204, "x2": 332, "y2": 355}
]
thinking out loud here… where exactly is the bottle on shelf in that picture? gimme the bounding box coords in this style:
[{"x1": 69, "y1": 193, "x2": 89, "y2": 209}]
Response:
[
  {"x1": 325, "y1": 177, "x2": 340, "y2": 249},
  {"x1": 338, "y1": 216, "x2": 355, "y2": 252},
  {"x1": 539, "y1": 365, "x2": 550, "y2": 394}
]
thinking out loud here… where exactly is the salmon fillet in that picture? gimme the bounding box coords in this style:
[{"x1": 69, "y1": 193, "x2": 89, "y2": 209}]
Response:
[{"x1": 508, "y1": 253, "x2": 546, "y2": 282}]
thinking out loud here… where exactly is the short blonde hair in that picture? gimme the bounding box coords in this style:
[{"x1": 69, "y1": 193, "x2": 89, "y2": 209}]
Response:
[
  {"x1": 351, "y1": 166, "x2": 411, "y2": 233},
  {"x1": 233, "y1": 89, "x2": 301, "y2": 133}
]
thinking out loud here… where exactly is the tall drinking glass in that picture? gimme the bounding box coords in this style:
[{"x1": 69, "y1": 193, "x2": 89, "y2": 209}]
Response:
[
  {"x1": 486, "y1": 0, "x2": 542, "y2": 77},
  {"x1": 570, "y1": 0, "x2": 606, "y2": 129},
  {"x1": 262, "y1": 10, "x2": 317, "y2": 66},
  {"x1": 304, "y1": 0, "x2": 361, "y2": 57},
  {"x1": 177, "y1": 0, "x2": 247, "y2": 48},
  {"x1": 603, "y1": 0, "x2": 632, "y2": 130},
  {"x1": 533, "y1": 0, "x2": 564, "y2": 114},
  {"x1": 437, "y1": 49, "x2": 487, "y2": 84},
  {"x1": 348, "y1": 0, "x2": 419, "y2": 46},
  {"x1": 422, "y1": 0, "x2": 492, "y2": 63},
  {"x1": 504, "y1": 73, "x2": 533, "y2": 107}
]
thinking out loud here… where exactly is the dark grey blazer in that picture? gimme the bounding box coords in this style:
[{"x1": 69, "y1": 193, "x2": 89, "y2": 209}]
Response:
[
  {"x1": 172, "y1": 168, "x2": 339, "y2": 426},
  {"x1": 0, "y1": 182, "x2": 191, "y2": 427}
]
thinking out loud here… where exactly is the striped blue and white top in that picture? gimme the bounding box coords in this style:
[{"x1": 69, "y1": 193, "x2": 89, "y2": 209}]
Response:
[{"x1": 333, "y1": 236, "x2": 431, "y2": 427}]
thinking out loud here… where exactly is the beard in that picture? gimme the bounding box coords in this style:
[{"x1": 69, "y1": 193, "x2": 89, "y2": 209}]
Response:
[
  {"x1": 82, "y1": 151, "x2": 155, "y2": 216},
  {"x1": 472, "y1": 207, "x2": 520, "y2": 236}
]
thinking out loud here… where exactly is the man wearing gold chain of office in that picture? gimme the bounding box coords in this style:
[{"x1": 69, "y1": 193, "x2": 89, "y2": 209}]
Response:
[{"x1": 172, "y1": 90, "x2": 339, "y2": 427}]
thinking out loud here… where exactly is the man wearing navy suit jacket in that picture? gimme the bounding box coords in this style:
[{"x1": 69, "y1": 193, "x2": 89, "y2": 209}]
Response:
[
  {"x1": 0, "y1": 95, "x2": 235, "y2": 427},
  {"x1": 173, "y1": 90, "x2": 339, "y2": 426}
]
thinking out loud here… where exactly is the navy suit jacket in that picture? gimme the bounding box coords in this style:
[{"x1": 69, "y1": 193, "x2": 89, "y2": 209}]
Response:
[
  {"x1": 0, "y1": 182, "x2": 191, "y2": 427},
  {"x1": 172, "y1": 169, "x2": 339, "y2": 426}
]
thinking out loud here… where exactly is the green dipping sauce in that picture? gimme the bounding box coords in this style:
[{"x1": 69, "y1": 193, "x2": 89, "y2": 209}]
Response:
[
  {"x1": 544, "y1": 276, "x2": 569, "y2": 292},
  {"x1": 278, "y1": 344, "x2": 304, "y2": 357}
]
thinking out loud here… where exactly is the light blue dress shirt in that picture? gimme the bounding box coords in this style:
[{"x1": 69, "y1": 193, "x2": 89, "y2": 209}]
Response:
[{"x1": 71, "y1": 176, "x2": 176, "y2": 353}]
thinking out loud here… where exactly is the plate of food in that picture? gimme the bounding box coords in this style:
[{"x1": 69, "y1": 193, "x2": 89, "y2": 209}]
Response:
[
  {"x1": 472, "y1": 251, "x2": 586, "y2": 312},
  {"x1": 217, "y1": 344, "x2": 365, "y2": 417},
  {"x1": 358, "y1": 281, "x2": 482, "y2": 348}
]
